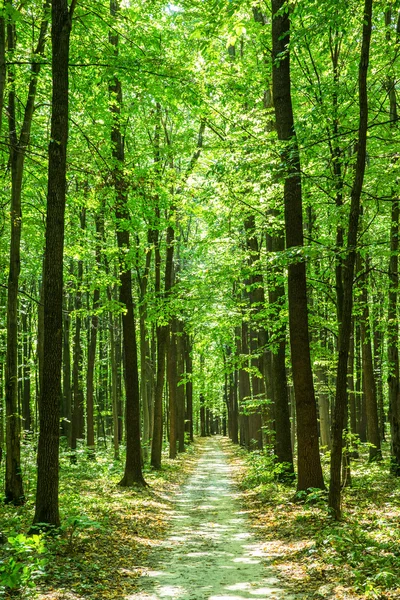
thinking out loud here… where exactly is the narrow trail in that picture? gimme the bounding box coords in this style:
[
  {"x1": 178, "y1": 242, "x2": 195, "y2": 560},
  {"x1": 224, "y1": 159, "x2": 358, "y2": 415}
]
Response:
[{"x1": 133, "y1": 437, "x2": 299, "y2": 600}]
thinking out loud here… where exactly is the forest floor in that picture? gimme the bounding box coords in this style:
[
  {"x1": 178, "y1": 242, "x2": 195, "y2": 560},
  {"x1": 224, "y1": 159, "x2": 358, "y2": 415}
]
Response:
[
  {"x1": 131, "y1": 435, "x2": 300, "y2": 600},
  {"x1": 1, "y1": 437, "x2": 400, "y2": 599}
]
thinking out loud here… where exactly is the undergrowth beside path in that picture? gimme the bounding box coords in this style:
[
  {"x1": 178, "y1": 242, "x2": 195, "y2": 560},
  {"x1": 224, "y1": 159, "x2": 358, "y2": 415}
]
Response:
[
  {"x1": 227, "y1": 438, "x2": 400, "y2": 600},
  {"x1": 0, "y1": 442, "x2": 197, "y2": 599}
]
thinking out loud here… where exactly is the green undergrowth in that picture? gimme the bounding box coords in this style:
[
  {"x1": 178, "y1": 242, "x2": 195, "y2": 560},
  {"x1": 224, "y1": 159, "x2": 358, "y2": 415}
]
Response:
[
  {"x1": 0, "y1": 438, "x2": 197, "y2": 599},
  {"x1": 233, "y1": 441, "x2": 400, "y2": 599}
]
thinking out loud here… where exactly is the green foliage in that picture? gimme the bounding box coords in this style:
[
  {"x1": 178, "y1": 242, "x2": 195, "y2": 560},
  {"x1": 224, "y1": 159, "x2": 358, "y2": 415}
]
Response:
[
  {"x1": 0, "y1": 534, "x2": 48, "y2": 595},
  {"x1": 241, "y1": 449, "x2": 295, "y2": 489},
  {"x1": 61, "y1": 514, "x2": 102, "y2": 552}
]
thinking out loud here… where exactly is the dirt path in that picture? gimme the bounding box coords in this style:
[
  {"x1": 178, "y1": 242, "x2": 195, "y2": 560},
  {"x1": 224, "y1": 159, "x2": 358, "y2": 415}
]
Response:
[{"x1": 133, "y1": 437, "x2": 299, "y2": 600}]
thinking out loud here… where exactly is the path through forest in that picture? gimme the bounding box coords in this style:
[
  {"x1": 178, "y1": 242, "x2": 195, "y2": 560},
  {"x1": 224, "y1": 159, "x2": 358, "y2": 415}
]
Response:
[{"x1": 132, "y1": 437, "x2": 300, "y2": 600}]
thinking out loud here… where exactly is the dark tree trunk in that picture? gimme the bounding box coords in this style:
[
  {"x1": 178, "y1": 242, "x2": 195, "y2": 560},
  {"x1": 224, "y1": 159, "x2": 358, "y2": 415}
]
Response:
[
  {"x1": 266, "y1": 212, "x2": 294, "y2": 474},
  {"x1": 21, "y1": 307, "x2": 31, "y2": 433},
  {"x1": 32, "y1": 0, "x2": 76, "y2": 529},
  {"x1": 329, "y1": 0, "x2": 373, "y2": 520},
  {"x1": 200, "y1": 393, "x2": 206, "y2": 437},
  {"x1": 71, "y1": 212, "x2": 85, "y2": 460},
  {"x1": 176, "y1": 320, "x2": 185, "y2": 453},
  {"x1": 239, "y1": 321, "x2": 251, "y2": 449},
  {"x1": 385, "y1": 6, "x2": 400, "y2": 473},
  {"x1": 271, "y1": 0, "x2": 324, "y2": 492},
  {"x1": 62, "y1": 287, "x2": 72, "y2": 439},
  {"x1": 5, "y1": 0, "x2": 50, "y2": 506},
  {"x1": 388, "y1": 197, "x2": 400, "y2": 473},
  {"x1": 86, "y1": 211, "x2": 103, "y2": 456},
  {"x1": 184, "y1": 332, "x2": 193, "y2": 442},
  {"x1": 109, "y1": 0, "x2": 145, "y2": 487},
  {"x1": 358, "y1": 255, "x2": 381, "y2": 461},
  {"x1": 151, "y1": 207, "x2": 174, "y2": 468},
  {"x1": 167, "y1": 326, "x2": 177, "y2": 459}
]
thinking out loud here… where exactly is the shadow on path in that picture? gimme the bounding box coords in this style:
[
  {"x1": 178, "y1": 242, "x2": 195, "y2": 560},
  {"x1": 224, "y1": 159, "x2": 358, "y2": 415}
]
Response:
[{"x1": 128, "y1": 437, "x2": 301, "y2": 600}]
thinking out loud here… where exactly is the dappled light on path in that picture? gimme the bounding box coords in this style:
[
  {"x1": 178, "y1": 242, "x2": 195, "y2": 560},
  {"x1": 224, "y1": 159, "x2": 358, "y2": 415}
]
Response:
[{"x1": 129, "y1": 438, "x2": 299, "y2": 599}]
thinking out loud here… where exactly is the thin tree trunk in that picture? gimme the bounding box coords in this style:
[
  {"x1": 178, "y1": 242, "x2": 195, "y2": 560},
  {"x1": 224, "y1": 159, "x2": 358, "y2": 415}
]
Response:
[
  {"x1": 86, "y1": 211, "x2": 103, "y2": 456},
  {"x1": 5, "y1": 0, "x2": 50, "y2": 506},
  {"x1": 21, "y1": 306, "x2": 31, "y2": 432},
  {"x1": 184, "y1": 332, "x2": 193, "y2": 442},
  {"x1": 388, "y1": 197, "x2": 400, "y2": 473},
  {"x1": 62, "y1": 292, "x2": 72, "y2": 439},
  {"x1": 167, "y1": 325, "x2": 177, "y2": 459},
  {"x1": 109, "y1": 0, "x2": 145, "y2": 487},
  {"x1": 266, "y1": 212, "x2": 294, "y2": 474},
  {"x1": 329, "y1": 0, "x2": 373, "y2": 520},
  {"x1": 358, "y1": 255, "x2": 381, "y2": 461}
]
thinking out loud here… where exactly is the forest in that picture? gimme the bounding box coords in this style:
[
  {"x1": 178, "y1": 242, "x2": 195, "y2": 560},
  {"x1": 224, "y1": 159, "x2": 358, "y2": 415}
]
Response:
[{"x1": 1, "y1": 0, "x2": 400, "y2": 598}]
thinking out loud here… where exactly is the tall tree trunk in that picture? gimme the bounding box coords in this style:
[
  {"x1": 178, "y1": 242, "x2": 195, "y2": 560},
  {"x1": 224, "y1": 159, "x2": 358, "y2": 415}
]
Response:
[
  {"x1": 86, "y1": 211, "x2": 103, "y2": 456},
  {"x1": 329, "y1": 0, "x2": 373, "y2": 520},
  {"x1": 388, "y1": 197, "x2": 400, "y2": 473},
  {"x1": 271, "y1": 0, "x2": 324, "y2": 491},
  {"x1": 167, "y1": 326, "x2": 177, "y2": 459},
  {"x1": 266, "y1": 212, "x2": 294, "y2": 474},
  {"x1": 32, "y1": 0, "x2": 76, "y2": 529},
  {"x1": 386, "y1": 6, "x2": 400, "y2": 474},
  {"x1": 5, "y1": 0, "x2": 50, "y2": 506},
  {"x1": 184, "y1": 332, "x2": 193, "y2": 442},
  {"x1": 358, "y1": 255, "x2": 381, "y2": 461},
  {"x1": 62, "y1": 292, "x2": 72, "y2": 439},
  {"x1": 21, "y1": 305, "x2": 31, "y2": 432},
  {"x1": 109, "y1": 0, "x2": 145, "y2": 487},
  {"x1": 71, "y1": 211, "x2": 85, "y2": 460},
  {"x1": 151, "y1": 210, "x2": 174, "y2": 468},
  {"x1": 176, "y1": 320, "x2": 186, "y2": 453}
]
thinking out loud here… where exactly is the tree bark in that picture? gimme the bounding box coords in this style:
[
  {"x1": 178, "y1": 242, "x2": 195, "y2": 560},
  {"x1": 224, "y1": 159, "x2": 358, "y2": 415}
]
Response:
[
  {"x1": 86, "y1": 211, "x2": 103, "y2": 456},
  {"x1": 32, "y1": 0, "x2": 76, "y2": 529},
  {"x1": 271, "y1": 0, "x2": 324, "y2": 491},
  {"x1": 329, "y1": 0, "x2": 373, "y2": 520},
  {"x1": 388, "y1": 197, "x2": 400, "y2": 473},
  {"x1": 5, "y1": 0, "x2": 50, "y2": 505},
  {"x1": 358, "y1": 255, "x2": 381, "y2": 461},
  {"x1": 266, "y1": 212, "x2": 294, "y2": 474},
  {"x1": 109, "y1": 0, "x2": 145, "y2": 487}
]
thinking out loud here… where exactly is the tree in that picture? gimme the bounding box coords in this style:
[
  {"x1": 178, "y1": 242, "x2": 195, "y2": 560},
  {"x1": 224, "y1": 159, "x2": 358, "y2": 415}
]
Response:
[
  {"x1": 329, "y1": 0, "x2": 373, "y2": 520},
  {"x1": 32, "y1": 0, "x2": 77, "y2": 529},
  {"x1": 5, "y1": 0, "x2": 50, "y2": 506},
  {"x1": 109, "y1": 0, "x2": 145, "y2": 487},
  {"x1": 271, "y1": 0, "x2": 324, "y2": 491}
]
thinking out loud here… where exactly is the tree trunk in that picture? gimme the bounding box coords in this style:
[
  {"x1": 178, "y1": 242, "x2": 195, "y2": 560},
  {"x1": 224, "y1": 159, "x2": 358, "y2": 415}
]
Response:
[
  {"x1": 86, "y1": 212, "x2": 103, "y2": 456},
  {"x1": 329, "y1": 0, "x2": 373, "y2": 519},
  {"x1": 200, "y1": 393, "x2": 206, "y2": 437},
  {"x1": 388, "y1": 197, "x2": 400, "y2": 473},
  {"x1": 71, "y1": 211, "x2": 85, "y2": 460},
  {"x1": 176, "y1": 320, "x2": 186, "y2": 453},
  {"x1": 271, "y1": 0, "x2": 324, "y2": 492},
  {"x1": 109, "y1": 0, "x2": 145, "y2": 487},
  {"x1": 184, "y1": 332, "x2": 193, "y2": 442},
  {"x1": 359, "y1": 255, "x2": 381, "y2": 461},
  {"x1": 21, "y1": 306, "x2": 31, "y2": 433},
  {"x1": 266, "y1": 212, "x2": 294, "y2": 474},
  {"x1": 32, "y1": 0, "x2": 75, "y2": 529},
  {"x1": 5, "y1": 0, "x2": 50, "y2": 506},
  {"x1": 151, "y1": 208, "x2": 174, "y2": 468}
]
